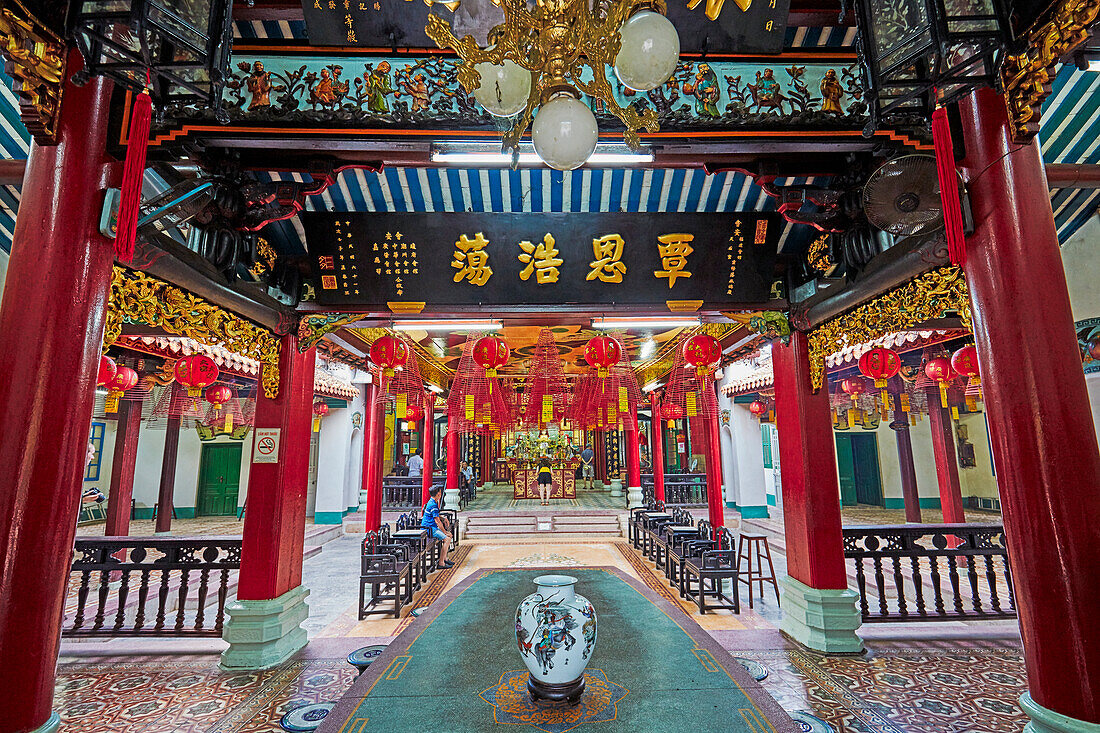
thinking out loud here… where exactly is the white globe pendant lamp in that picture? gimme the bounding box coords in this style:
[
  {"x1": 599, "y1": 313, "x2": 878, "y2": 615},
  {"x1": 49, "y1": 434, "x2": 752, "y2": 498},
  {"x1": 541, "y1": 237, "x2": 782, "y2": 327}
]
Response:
[
  {"x1": 473, "y1": 60, "x2": 532, "y2": 117},
  {"x1": 613, "y1": 10, "x2": 681, "y2": 92},
  {"x1": 531, "y1": 91, "x2": 599, "y2": 171}
]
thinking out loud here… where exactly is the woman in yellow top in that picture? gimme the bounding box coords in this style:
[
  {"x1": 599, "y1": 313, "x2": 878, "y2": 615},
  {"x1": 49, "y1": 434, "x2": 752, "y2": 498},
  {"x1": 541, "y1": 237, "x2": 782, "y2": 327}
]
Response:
[{"x1": 537, "y1": 456, "x2": 553, "y2": 505}]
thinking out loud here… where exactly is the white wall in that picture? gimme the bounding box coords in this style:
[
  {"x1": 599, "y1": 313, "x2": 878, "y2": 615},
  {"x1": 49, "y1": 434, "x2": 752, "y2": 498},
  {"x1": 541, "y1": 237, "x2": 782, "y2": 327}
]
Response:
[
  {"x1": 314, "y1": 402, "x2": 354, "y2": 521},
  {"x1": 1061, "y1": 215, "x2": 1100, "y2": 448},
  {"x1": 87, "y1": 415, "x2": 253, "y2": 517},
  {"x1": 0, "y1": 247, "x2": 8, "y2": 303}
]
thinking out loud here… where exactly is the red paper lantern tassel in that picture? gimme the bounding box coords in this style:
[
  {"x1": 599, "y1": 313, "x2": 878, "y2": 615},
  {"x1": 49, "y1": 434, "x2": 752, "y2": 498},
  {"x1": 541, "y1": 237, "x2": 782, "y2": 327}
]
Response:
[
  {"x1": 932, "y1": 102, "x2": 966, "y2": 268},
  {"x1": 115, "y1": 88, "x2": 153, "y2": 263}
]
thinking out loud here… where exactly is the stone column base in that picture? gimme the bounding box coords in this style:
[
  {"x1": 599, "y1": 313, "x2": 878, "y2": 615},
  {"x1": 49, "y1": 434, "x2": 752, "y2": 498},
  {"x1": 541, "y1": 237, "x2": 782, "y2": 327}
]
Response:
[
  {"x1": 444, "y1": 487, "x2": 461, "y2": 509},
  {"x1": 1021, "y1": 693, "x2": 1100, "y2": 733},
  {"x1": 358, "y1": 489, "x2": 369, "y2": 511},
  {"x1": 28, "y1": 713, "x2": 60, "y2": 733},
  {"x1": 626, "y1": 485, "x2": 643, "y2": 509},
  {"x1": 779, "y1": 575, "x2": 863, "y2": 654},
  {"x1": 609, "y1": 480, "x2": 623, "y2": 497},
  {"x1": 220, "y1": 585, "x2": 310, "y2": 670}
]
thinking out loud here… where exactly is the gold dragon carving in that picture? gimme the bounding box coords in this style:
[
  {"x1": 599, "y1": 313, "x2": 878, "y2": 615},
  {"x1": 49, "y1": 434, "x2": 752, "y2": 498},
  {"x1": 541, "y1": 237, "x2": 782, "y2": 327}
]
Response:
[
  {"x1": 104, "y1": 267, "x2": 283, "y2": 398},
  {"x1": 0, "y1": 1, "x2": 65, "y2": 144},
  {"x1": 807, "y1": 266, "x2": 972, "y2": 391},
  {"x1": 1001, "y1": 0, "x2": 1100, "y2": 141}
]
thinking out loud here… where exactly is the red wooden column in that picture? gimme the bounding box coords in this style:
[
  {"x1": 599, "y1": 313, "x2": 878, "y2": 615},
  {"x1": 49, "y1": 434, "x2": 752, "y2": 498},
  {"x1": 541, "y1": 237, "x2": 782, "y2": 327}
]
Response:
[
  {"x1": 773, "y1": 331, "x2": 861, "y2": 653},
  {"x1": 361, "y1": 381, "x2": 379, "y2": 524},
  {"x1": 422, "y1": 392, "x2": 436, "y2": 505},
  {"x1": 705, "y1": 411, "x2": 725, "y2": 528},
  {"x1": 444, "y1": 413, "x2": 460, "y2": 508},
  {"x1": 105, "y1": 397, "x2": 144, "y2": 536},
  {"x1": 222, "y1": 335, "x2": 315, "y2": 669},
  {"x1": 624, "y1": 416, "x2": 642, "y2": 508},
  {"x1": 925, "y1": 389, "x2": 965, "y2": 523},
  {"x1": 0, "y1": 59, "x2": 120, "y2": 733},
  {"x1": 155, "y1": 385, "x2": 183, "y2": 534},
  {"x1": 959, "y1": 87, "x2": 1100, "y2": 728},
  {"x1": 649, "y1": 394, "x2": 665, "y2": 503},
  {"x1": 889, "y1": 387, "x2": 922, "y2": 523},
  {"x1": 364, "y1": 386, "x2": 385, "y2": 531}
]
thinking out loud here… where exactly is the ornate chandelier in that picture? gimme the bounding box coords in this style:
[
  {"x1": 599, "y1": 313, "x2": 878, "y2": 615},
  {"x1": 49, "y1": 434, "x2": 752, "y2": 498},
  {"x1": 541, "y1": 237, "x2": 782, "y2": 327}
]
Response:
[{"x1": 426, "y1": 0, "x2": 680, "y2": 170}]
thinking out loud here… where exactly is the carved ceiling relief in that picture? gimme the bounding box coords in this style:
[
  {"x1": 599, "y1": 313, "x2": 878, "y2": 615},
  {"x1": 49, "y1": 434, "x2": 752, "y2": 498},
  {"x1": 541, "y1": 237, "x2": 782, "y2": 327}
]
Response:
[{"x1": 0, "y1": 2, "x2": 65, "y2": 144}]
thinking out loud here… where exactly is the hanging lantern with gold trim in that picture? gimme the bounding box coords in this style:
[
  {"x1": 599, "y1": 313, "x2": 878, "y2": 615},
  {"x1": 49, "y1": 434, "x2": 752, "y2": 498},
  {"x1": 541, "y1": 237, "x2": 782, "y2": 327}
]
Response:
[
  {"x1": 858, "y1": 346, "x2": 901, "y2": 405},
  {"x1": 174, "y1": 354, "x2": 219, "y2": 397}
]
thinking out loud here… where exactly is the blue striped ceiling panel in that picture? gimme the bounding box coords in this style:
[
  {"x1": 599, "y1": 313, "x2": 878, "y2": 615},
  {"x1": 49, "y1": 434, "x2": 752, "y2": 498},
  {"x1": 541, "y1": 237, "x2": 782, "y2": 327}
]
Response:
[
  {"x1": 1040, "y1": 65, "x2": 1100, "y2": 243},
  {"x1": 256, "y1": 167, "x2": 821, "y2": 252}
]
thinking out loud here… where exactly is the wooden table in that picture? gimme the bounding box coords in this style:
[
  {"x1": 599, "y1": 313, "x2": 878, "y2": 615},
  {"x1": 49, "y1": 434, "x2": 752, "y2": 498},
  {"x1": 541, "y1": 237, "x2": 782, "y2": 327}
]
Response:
[{"x1": 511, "y1": 464, "x2": 578, "y2": 499}]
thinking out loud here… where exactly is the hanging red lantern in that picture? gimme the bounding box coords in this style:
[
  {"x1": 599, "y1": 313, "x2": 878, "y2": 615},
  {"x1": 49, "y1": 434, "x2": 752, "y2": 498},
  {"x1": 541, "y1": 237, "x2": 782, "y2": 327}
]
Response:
[
  {"x1": 174, "y1": 354, "x2": 220, "y2": 397},
  {"x1": 405, "y1": 404, "x2": 424, "y2": 423},
  {"x1": 472, "y1": 336, "x2": 510, "y2": 376},
  {"x1": 370, "y1": 335, "x2": 409, "y2": 371},
  {"x1": 951, "y1": 344, "x2": 982, "y2": 403},
  {"x1": 858, "y1": 347, "x2": 901, "y2": 403},
  {"x1": 682, "y1": 334, "x2": 722, "y2": 377},
  {"x1": 204, "y1": 384, "x2": 233, "y2": 409},
  {"x1": 924, "y1": 357, "x2": 954, "y2": 408},
  {"x1": 312, "y1": 400, "x2": 329, "y2": 432},
  {"x1": 108, "y1": 366, "x2": 138, "y2": 393},
  {"x1": 585, "y1": 336, "x2": 622, "y2": 377},
  {"x1": 748, "y1": 400, "x2": 768, "y2": 417},
  {"x1": 97, "y1": 355, "x2": 117, "y2": 387},
  {"x1": 840, "y1": 376, "x2": 867, "y2": 404}
]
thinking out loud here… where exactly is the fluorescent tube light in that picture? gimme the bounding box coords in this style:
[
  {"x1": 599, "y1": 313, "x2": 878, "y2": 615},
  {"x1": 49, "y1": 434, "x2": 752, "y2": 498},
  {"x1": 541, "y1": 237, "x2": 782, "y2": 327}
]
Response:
[
  {"x1": 392, "y1": 319, "x2": 503, "y2": 331},
  {"x1": 431, "y1": 142, "x2": 653, "y2": 167},
  {"x1": 592, "y1": 317, "x2": 701, "y2": 329}
]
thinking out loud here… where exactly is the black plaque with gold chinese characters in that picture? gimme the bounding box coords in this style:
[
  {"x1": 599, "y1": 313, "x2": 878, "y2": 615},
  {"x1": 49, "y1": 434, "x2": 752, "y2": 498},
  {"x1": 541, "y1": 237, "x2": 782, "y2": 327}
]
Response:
[
  {"x1": 303, "y1": 212, "x2": 780, "y2": 308},
  {"x1": 301, "y1": 0, "x2": 790, "y2": 54}
]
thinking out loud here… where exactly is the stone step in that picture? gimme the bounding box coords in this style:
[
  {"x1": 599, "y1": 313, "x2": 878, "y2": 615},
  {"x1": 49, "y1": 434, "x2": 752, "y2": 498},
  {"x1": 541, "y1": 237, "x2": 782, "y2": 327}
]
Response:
[
  {"x1": 466, "y1": 515, "x2": 541, "y2": 526},
  {"x1": 553, "y1": 515, "x2": 620, "y2": 525}
]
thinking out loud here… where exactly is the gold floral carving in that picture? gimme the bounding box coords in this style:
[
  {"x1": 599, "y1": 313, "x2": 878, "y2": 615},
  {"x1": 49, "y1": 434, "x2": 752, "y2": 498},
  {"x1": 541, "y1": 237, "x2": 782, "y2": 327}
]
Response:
[
  {"x1": 297, "y1": 312, "x2": 364, "y2": 352},
  {"x1": 1001, "y1": 0, "x2": 1100, "y2": 141},
  {"x1": 807, "y1": 266, "x2": 971, "y2": 391},
  {"x1": 0, "y1": 1, "x2": 65, "y2": 144},
  {"x1": 104, "y1": 267, "x2": 282, "y2": 398}
]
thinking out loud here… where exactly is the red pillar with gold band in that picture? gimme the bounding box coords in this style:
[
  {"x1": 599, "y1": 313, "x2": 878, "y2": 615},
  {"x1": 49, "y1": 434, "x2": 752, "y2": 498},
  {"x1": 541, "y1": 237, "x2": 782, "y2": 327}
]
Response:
[
  {"x1": 959, "y1": 87, "x2": 1100, "y2": 728},
  {"x1": 444, "y1": 413, "x2": 460, "y2": 508},
  {"x1": 648, "y1": 393, "x2": 665, "y2": 503},
  {"x1": 705, "y1": 407, "x2": 725, "y2": 529},
  {"x1": 624, "y1": 415, "x2": 643, "y2": 508},
  {"x1": 0, "y1": 56, "x2": 120, "y2": 733},
  {"x1": 222, "y1": 335, "x2": 316, "y2": 669},
  {"x1": 924, "y1": 390, "x2": 965, "y2": 523},
  {"x1": 773, "y1": 331, "x2": 861, "y2": 653},
  {"x1": 422, "y1": 392, "x2": 436, "y2": 505},
  {"x1": 367, "y1": 388, "x2": 386, "y2": 531}
]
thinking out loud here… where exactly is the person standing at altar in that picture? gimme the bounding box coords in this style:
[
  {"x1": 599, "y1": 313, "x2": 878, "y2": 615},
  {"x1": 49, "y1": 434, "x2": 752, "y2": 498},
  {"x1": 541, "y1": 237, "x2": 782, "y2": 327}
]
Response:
[
  {"x1": 537, "y1": 456, "x2": 553, "y2": 505},
  {"x1": 580, "y1": 444, "x2": 595, "y2": 489}
]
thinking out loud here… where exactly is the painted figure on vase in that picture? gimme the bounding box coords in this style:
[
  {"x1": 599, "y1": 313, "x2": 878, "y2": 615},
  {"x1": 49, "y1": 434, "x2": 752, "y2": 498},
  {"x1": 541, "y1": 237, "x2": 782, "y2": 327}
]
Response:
[
  {"x1": 820, "y1": 69, "x2": 844, "y2": 114},
  {"x1": 683, "y1": 63, "x2": 720, "y2": 117}
]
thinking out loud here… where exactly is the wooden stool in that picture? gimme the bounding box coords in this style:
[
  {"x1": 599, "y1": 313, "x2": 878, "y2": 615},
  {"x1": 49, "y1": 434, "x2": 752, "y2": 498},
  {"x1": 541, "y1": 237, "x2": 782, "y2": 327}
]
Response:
[{"x1": 736, "y1": 533, "x2": 781, "y2": 609}]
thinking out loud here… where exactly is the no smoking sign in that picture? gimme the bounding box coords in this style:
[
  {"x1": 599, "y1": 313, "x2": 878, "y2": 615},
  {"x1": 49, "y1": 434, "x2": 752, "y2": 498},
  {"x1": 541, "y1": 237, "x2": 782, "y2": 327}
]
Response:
[{"x1": 253, "y1": 428, "x2": 281, "y2": 464}]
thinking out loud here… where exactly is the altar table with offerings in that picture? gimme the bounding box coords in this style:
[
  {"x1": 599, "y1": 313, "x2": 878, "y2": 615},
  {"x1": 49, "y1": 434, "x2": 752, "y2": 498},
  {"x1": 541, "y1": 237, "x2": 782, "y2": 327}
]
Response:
[{"x1": 511, "y1": 463, "x2": 578, "y2": 499}]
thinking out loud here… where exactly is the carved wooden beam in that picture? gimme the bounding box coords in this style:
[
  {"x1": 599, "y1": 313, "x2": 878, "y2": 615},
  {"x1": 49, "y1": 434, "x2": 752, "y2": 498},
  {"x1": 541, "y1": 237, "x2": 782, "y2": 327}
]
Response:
[
  {"x1": 0, "y1": 1, "x2": 65, "y2": 145},
  {"x1": 1001, "y1": 0, "x2": 1100, "y2": 142}
]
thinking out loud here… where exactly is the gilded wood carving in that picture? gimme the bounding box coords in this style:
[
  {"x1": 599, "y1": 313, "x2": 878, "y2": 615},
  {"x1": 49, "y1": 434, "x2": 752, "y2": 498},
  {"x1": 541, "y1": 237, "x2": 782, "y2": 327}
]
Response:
[{"x1": 104, "y1": 267, "x2": 282, "y2": 398}]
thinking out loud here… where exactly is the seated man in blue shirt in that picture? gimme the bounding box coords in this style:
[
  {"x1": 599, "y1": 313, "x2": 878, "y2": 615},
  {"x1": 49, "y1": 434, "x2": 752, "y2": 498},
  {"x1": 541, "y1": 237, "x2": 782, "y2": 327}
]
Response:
[{"x1": 421, "y1": 485, "x2": 453, "y2": 569}]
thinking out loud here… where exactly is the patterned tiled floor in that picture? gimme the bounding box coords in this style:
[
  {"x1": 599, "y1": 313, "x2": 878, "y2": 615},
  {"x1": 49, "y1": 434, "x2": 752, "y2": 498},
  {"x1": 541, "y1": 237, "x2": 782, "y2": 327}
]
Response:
[{"x1": 52, "y1": 535, "x2": 1030, "y2": 732}]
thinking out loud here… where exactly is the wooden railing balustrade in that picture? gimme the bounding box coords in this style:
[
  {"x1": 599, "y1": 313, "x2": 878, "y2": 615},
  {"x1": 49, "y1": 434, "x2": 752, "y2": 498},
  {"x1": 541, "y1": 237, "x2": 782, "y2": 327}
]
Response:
[
  {"x1": 382, "y1": 477, "x2": 443, "y2": 508},
  {"x1": 65, "y1": 537, "x2": 241, "y2": 637},
  {"x1": 842, "y1": 524, "x2": 1016, "y2": 623},
  {"x1": 641, "y1": 473, "x2": 707, "y2": 507}
]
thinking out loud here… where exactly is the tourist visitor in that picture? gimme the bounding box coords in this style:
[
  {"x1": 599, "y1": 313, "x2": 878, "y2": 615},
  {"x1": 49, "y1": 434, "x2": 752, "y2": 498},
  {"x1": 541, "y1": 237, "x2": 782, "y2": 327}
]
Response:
[
  {"x1": 407, "y1": 449, "x2": 423, "y2": 477},
  {"x1": 537, "y1": 456, "x2": 553, "y2": 505},
  {"x1": 460, "y1": 460, "x2": 476, "y2": 499},
  {"x1": 580, "y1": 444, "x2": 595, "y2": 489},
  {"x1": 420, "y1": 485, "x2": 453, "y2": 569}
]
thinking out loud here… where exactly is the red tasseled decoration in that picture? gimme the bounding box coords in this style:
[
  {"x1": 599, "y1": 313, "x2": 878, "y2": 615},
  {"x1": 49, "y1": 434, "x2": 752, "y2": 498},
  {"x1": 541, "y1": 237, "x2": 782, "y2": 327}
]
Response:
[
  {"x1": 115, "y1": 89, "x2": 152, "y2": 263},
  {"x1": 932, "y1": 104, "x2": 966, "y2": 268}
]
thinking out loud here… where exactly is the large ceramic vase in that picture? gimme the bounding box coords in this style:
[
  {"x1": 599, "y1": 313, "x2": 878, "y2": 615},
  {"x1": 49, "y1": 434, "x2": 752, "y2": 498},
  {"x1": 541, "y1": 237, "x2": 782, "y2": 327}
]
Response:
[{"x1": 515, "y1": 574, "x2": 597, "y2": 704}]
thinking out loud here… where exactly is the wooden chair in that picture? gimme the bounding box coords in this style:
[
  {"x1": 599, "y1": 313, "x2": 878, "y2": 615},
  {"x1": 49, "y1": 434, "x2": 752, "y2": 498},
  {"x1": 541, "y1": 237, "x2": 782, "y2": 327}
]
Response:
[
  {"x1": 358, "y1": 530, "x2": 413, "y2": 619},
  {"x1": 681, "y1": 526, "x2": 740, "y2": 615},
  {"x1": 666, "y1": 519, "x2": 711, "y2": 589}
]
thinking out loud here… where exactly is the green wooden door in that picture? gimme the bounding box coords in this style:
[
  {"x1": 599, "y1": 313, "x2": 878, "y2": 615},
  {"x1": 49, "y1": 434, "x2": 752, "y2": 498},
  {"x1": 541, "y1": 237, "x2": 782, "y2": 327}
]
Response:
[
  {"x1": 198, "y1": 443, "x2": 242, "y2": 516},
  {"x1": 835, "y1": 434, "x2": 858, "y2": 506},
  {"x1": 852, "y1": 434, "x2": 883, "y2": 506}
]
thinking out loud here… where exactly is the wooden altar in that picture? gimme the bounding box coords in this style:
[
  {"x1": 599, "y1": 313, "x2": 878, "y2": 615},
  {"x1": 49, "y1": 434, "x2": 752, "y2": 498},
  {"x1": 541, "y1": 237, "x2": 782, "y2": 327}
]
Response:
[{"x1": 511, "y1": 463, "x2": 578, "y2": 500}]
